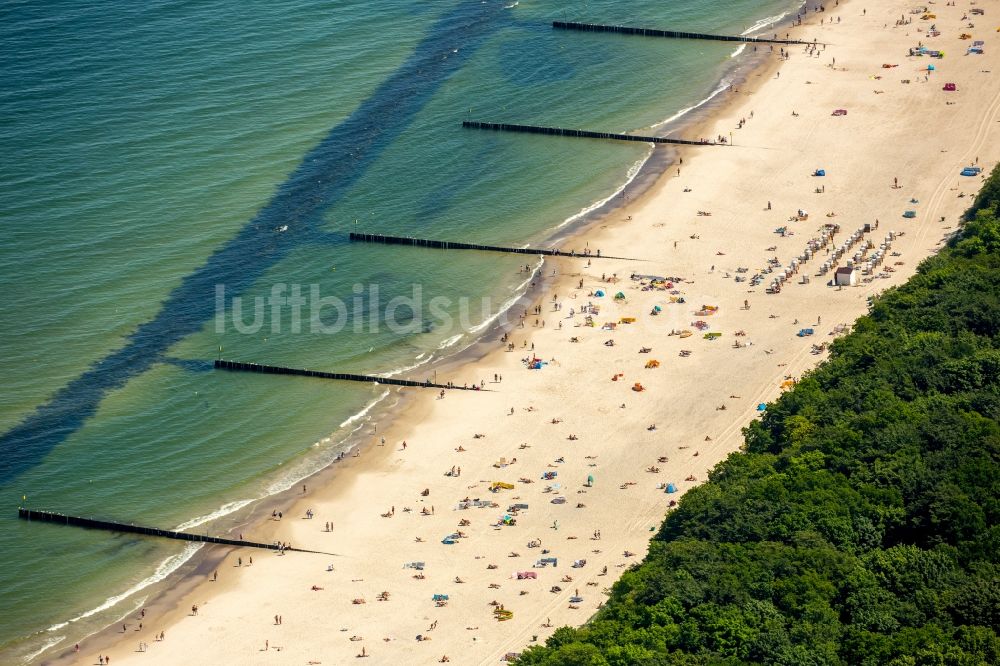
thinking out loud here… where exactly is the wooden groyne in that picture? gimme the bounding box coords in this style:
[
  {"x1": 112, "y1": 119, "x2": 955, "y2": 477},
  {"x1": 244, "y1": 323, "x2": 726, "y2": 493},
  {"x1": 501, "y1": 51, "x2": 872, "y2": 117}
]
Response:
[
  {"x1": 463, "y1": 120, "x2": 716, "y2": 147},
  {"x1": 552, "y1": 21, "x2": 810, "y2": 45},
  {"x1": 349, "y1": 232, "x2": 638, "y2": 260},
  {"x1": 17, "y1": 508, "x2": 333, "y2": 555},
  {"x1": 215, "y1": 359, "x2": 482, "y2": 390}
]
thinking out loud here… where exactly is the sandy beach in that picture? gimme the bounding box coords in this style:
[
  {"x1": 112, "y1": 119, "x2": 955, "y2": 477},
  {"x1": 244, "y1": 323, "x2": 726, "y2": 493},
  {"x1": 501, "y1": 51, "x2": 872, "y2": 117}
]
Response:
[{"x1": 73, "y1": 1, "x2": 1000, "y2": 664}]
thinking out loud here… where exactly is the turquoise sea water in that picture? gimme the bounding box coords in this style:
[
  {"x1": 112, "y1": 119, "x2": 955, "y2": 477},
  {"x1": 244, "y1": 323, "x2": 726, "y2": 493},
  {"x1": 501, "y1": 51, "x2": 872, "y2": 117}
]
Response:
[{"x1": 0, "y1": 0, "x2": 800, "y2": 660}]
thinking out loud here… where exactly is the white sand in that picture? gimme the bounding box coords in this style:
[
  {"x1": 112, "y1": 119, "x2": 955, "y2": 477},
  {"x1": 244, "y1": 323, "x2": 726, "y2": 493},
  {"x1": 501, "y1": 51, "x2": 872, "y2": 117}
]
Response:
[{"x1": 84, "y1": 1, "x2": 1000, "y2": 664}]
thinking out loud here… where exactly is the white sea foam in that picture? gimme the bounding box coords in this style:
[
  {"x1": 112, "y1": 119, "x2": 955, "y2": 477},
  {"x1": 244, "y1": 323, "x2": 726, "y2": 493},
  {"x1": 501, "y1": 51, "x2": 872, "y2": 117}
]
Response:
[
  {"x1": 174, "y1": 499, "x2": 254, "y2": 531},
  {"x1": 48, "y1": 544, "x2": 200, "y2": 632},
  {"x1": 377, "y1": 353, "x2": 435, "y2": 378},
  {"x1": 741, "y1": 11, "x2": 789, "y2": 36},
  {"x1": 339, "y1": 390, "x2": 390, "y2": 428},
  {"x1": 467, "y1": 258, "x2": 543, "y2": 334},
  {"x1": 262, "y1": 389, "x2": 393, "y2": 496},
  {"x1": 731, "y1": 43, "x2": 747, "y2": 58},
  {"x1": 556, "y1": 148, "x2": 653, "y2": 230},
  {"x1": 22, "y1": 635, "x2": 65, "y2": 663},
  {"x1": 652, "y1": 79, "x2": 731, "y2": 129},
  {"x1": 437, "y1": 333, "x2": 464, "y2": 350}
]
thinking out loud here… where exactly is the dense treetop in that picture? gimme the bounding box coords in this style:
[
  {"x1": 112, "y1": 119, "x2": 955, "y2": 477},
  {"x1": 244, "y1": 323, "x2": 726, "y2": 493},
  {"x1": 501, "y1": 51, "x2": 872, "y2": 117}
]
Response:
[{"x1": 517, "y1": 168, "x2": 1000, "y2": 666}]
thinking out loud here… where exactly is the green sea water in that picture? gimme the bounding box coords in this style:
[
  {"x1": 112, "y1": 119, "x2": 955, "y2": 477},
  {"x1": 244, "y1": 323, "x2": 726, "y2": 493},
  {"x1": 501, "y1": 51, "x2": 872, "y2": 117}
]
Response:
[{"x1": 0, "y1": 0, "x2": 801, "y2": 660}]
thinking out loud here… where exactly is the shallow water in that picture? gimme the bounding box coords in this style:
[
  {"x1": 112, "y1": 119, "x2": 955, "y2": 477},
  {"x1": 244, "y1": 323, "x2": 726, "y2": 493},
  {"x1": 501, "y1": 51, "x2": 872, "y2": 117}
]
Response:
[{"x1": 0, "y1": 0, "x2": 800, "y2": 659}]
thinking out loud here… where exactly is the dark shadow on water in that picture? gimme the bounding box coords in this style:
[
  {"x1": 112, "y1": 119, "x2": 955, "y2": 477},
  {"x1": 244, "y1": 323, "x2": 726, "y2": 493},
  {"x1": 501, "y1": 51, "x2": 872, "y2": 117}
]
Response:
[
  {"x1": 0, "y1": 1, "x2": 509, "y2": 486},
  {"x1": 160, "y1": 358, "x2": 215, "y2": 373}
]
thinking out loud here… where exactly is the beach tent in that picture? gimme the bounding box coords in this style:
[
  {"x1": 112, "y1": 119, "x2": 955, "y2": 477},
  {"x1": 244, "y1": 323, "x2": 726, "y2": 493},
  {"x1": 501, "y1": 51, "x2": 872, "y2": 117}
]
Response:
[
  {"x1": 961, "y1": 166, "x2": 982, "y2": 176},
  {"x1": 614, "y1": 291, "x2": 625, "y2": 300},
  {"x1": 943, "y1": 83, "x2": 957, "y2": 91},
  {"x1": 814, "y1": 169, "x2": 826, "y2": 176},
  {"x1": 903, "y1": 210, "x2": 917, "y2": 218},
  {"x1": 666, "y1": 483, "x2": 677, "y2": 493},
  {"x1": 594, "y1": 290, "x2": 605, "y2": 297},
  {"x1": 834, "y1": 266, "x2": 857, "y2": 286},
  {"x1": 757, "y1": 403, "x2": 767, "y2": 412}
]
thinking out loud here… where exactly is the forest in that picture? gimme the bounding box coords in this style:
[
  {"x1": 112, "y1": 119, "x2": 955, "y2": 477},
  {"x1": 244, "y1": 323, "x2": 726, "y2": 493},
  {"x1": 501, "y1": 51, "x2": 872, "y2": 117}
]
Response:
[{"x1": 517, "y1": 168, "x2": 1000, "y2": 665}]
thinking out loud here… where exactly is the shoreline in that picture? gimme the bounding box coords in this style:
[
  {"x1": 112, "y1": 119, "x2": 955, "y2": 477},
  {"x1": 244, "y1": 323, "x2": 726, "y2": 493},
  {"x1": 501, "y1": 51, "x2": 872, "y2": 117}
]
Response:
[
  {"x1": 44, "y1": 0, "x2": 1000, "y2": 662},
  {"x1": 35, "y1": 17, "x2": 791, "y2": 664},
  {"x1": 38, "y1": 4, "x2": 815, "y2": 662}
]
